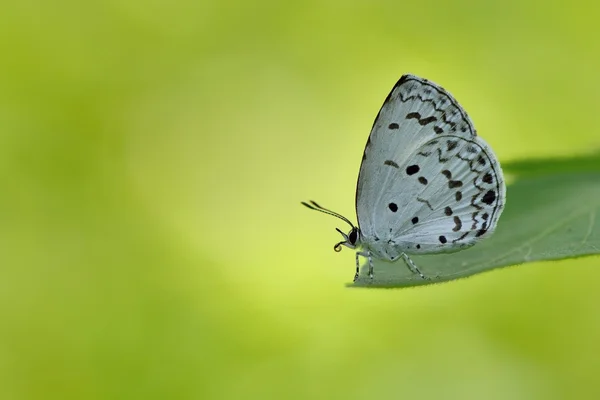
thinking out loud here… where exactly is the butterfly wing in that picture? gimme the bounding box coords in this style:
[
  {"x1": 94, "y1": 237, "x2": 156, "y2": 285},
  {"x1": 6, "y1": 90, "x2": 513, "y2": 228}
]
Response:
[
  {"x1": 386, "y1": 135, "x2": 505, "y2": 253},
  {"x1": 355, "y1": 74, "x2": 505, "y2": 253}
]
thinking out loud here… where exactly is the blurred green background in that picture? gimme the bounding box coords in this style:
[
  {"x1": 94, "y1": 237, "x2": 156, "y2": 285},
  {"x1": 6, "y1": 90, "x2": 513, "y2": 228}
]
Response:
[{"x1": 1, "y1": 0, "x2": 599, "y2": 399}]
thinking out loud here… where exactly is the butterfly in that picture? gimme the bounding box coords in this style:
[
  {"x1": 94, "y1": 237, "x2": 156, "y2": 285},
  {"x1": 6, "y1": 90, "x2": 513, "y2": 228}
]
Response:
[{"x1": 302, "y1": 74, "x2": 506, "y2": 282}]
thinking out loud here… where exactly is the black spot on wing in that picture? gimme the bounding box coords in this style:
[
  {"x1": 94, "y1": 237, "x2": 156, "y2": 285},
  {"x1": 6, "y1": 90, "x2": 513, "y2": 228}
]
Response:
[
  {"x1": 405, "y1": 112, "x2": 437, "y2": 126},
  {"x1": 406, "y1": 112, "x2": 421, "y2": 121},
  {"x1": 482, "y1": 190, "x2": 496, "y2": 205},
  {"x1": 384, "y1": 160, "x2": 399, "y2": 168},
  {"x1": 452, "y1": 216, "x2": 462, "y2": 232},
  {"x1": 471, "y1": 212, "x2": 479, "y2": 229},
  {"x1": 406, "y1": 165, "x2": 420, "y2": 175},
  {"x1": 471, "y1": 195, "x2": 483, "y2": 210},
  {"x1": 436, "y1": 148, "x2": 450, "y2": 163},
  {"x1": 452, "y1": 232, "x2": 469, "y2": 243},
  {"x1": 418, "y1": 116, "x2": 437, "y2": 126},
  {"x1": 417, "y1": 197, "x2": 434, "y2": 211}
]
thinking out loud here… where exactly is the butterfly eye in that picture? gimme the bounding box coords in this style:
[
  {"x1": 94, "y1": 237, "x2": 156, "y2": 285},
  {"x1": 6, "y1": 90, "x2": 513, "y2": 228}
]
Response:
[{"x1": 349, "y1": 229, "x2": 358, "y2": 245}]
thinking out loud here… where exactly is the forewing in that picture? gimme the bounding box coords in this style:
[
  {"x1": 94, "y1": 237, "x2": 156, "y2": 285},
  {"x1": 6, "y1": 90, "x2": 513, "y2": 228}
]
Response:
[{"x1": 356, "y1": 74, "x2": 478, "y2": 237}]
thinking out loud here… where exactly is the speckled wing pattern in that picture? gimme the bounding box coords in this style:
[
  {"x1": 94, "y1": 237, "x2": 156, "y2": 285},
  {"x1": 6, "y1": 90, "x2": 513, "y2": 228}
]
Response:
[{"x1": 355, "y1": 74, "x2": 505, "y2": 254}]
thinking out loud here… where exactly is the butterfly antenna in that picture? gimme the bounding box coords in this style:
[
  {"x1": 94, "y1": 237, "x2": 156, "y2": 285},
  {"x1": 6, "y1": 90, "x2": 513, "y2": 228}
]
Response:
[{"x1": 301, "y1": 200, "x2": 355, "y2": 229}]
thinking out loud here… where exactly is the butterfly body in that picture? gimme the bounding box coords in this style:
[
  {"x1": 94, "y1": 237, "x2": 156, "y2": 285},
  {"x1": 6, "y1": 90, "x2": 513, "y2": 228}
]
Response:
[{"x1": 303, "y1": 74, "x2": 506, "y2": 281}]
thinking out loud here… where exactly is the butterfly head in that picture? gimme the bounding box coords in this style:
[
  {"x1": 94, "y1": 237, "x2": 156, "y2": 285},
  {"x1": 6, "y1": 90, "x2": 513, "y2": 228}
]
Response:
[
  {"x1": 301, "y1": 200, "x2": 360, "y2": 253},
  {"x1": 334, "y1": 227, "x2": 360, "y2": 252}
]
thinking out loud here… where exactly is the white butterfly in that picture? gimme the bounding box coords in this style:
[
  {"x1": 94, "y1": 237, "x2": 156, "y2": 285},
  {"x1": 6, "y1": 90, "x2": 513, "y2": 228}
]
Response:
[{"x1": 303, "y1": 74, "x2": 506, "y2": 282}]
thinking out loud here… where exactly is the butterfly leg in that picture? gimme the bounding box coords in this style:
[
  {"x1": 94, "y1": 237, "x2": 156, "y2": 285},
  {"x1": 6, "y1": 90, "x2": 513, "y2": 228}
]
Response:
[
  {"x1": 354, "y1": 251, "x2": 373, "y2": 281},
  {"x1": 401, "y1": 253, "x2": 429, "y2": 280}
]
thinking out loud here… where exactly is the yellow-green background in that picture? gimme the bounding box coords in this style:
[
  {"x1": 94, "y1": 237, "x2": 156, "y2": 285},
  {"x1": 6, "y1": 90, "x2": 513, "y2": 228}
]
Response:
[{"x1": 1, "y1": 1, "x2": 599, "y2": 399}]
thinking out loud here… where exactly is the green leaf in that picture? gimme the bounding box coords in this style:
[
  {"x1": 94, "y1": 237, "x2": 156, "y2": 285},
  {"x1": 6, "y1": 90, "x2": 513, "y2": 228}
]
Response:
[{"x1": 352, "y1": 152, "x2": 600, "y2": 288}]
